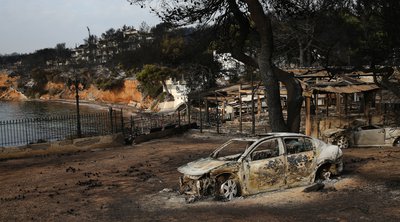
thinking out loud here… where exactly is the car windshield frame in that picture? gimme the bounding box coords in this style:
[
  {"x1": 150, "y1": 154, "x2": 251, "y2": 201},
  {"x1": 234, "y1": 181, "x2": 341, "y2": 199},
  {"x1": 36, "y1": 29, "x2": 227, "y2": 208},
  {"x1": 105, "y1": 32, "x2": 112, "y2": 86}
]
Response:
[{"x1": 210, "y1": 138, "x2": 258, "y2": 160}]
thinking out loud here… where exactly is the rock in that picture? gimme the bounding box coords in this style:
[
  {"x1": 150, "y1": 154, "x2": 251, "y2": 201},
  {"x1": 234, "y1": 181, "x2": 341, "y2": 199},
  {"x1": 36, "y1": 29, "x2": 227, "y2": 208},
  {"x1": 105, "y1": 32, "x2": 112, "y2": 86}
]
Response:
[{"x1": 159, "y1": 188, "x2": 173, "y2": 193}]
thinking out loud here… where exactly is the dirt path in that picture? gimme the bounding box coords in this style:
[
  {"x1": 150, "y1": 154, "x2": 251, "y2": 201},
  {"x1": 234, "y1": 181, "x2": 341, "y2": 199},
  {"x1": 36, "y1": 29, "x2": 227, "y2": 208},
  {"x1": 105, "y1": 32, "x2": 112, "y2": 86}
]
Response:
[{"x1": 0, "y1": 134, "x2": 399, "y2": 221}]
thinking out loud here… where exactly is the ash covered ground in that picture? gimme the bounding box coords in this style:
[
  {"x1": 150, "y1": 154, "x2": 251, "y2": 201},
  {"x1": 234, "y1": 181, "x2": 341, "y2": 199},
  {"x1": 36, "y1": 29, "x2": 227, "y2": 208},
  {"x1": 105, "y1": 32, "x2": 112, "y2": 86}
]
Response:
[{"x1": 1, "y1": 133, "x2": 399, "y2": 221}]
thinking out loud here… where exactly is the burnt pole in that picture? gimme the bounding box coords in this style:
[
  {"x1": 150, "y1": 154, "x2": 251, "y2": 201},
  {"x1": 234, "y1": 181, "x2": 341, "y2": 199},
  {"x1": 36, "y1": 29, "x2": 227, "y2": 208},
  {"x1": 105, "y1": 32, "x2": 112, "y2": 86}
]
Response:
[
  {"x1": 74, "y1": 71, "x2": 82, "y2": 138},
  {"x1": 251, "y1": 72, "x2": 255, "y2": 135}
]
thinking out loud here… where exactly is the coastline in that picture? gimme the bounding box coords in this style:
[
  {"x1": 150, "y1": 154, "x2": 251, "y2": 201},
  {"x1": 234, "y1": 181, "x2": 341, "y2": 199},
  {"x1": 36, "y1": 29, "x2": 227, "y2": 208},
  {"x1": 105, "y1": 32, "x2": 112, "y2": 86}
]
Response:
[
  {"x1": 0, "y1": 98, "x2": 147, "y2": 117},
  {"x1": 32, "y1": 98, "x2": 145, "y2": 116},
  {"x1": 1, "y1": 72, "x2": 154, "y2": 115},
  {"x1": 0, "y1": 98, "x2": 177, "y2": 117}
]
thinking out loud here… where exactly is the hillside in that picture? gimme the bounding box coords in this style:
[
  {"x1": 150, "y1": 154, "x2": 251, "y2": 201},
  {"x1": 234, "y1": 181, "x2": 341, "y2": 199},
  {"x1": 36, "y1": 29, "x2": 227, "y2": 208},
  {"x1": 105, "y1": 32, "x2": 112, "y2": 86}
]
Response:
[
  {"x1": 0, "y1": 71, "x2": 152, "y2": 109},
  {"x1": 0, "y1": 72, "x2": 27, "y2": 101}
]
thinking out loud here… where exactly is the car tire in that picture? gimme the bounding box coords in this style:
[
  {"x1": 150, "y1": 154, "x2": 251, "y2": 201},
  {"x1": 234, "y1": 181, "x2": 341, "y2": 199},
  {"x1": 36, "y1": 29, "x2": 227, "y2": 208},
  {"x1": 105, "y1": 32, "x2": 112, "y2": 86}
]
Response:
[
  {"x1": 315, "y1": 164, "x2": 332, "y2": 183},
  {"x1": 218, "y1": 178, "x2": 239, "y2": 201},
  {"x1": 319, "y1": 168, "x2": 331, "y2": 180},
  {"x1": 336, "y1": 136, "x2": 349, "y2": 149},
  {"x1": 393, "y1": 138, "x2": 400, "y2": 147}
]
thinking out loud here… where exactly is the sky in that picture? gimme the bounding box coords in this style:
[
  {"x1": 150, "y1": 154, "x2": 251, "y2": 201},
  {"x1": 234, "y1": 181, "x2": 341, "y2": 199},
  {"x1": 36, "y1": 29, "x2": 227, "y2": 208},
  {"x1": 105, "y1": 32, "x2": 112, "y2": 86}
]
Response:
[{"x1": 0, "y1": 0, "x2": 161, "y2": 55}]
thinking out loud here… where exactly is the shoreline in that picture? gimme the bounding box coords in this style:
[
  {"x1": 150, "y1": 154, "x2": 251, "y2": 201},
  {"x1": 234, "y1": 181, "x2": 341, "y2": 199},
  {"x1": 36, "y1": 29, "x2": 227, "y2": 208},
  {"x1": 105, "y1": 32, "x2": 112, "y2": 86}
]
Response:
[
  {"x1": 41, "y1": 99, "x2": 149, "y2": 116},
  {"x1": 0, "y1": 98, "x2": 147, "y2": 116},
  {"x1": 1, "y1": 97, "x2": 178, "y2": 117}
]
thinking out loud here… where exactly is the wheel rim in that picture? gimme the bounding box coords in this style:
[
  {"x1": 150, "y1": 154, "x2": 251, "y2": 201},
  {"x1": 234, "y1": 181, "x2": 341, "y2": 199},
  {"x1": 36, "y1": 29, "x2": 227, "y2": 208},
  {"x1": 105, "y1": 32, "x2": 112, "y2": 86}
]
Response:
[
  {"x1": 321, "y1": 171, "x2": 331, "y2": 180},
  {"x1": 220, "y1": 179, "x2": 238, "y2": 200},
  {"x1": 394, "y1": 139, "x2": 400, "y2": 147},
  {"x1": 337, "y1": 136, "x2": 349, "y2": 149}
]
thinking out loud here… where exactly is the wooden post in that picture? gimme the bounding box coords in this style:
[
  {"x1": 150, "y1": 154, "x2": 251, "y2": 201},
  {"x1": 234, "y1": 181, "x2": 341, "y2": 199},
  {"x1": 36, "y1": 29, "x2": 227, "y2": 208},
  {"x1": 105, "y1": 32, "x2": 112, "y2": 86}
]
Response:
[
  {"x1": 336, "y1": 93, "x2": 341, "y2": 116},
  {"x1": 378, "y1": 89, "x2": 382, "y2": 114},
  {"x1": 251, "y1": 73, "x2": 255, "y2": 135},
  {"x1": 239, "y1": 84, "x2": 243, "y2": 133},
  {"x1": 75, "y1": 76, "x2": 82, "y2": 138},
  {"x1": 222, "y1": 100, "x2": 225, "y2": 121},
  {"x1": 109, "y1": 107, "x2": 114, "y2": 134},
  {"x1": 326, "y1": 94, "x2": 329, "y2": 117},
  {"x1": 257, "y1": 95, "x2": 261, "y2": 117},
  {"x1": 120, "y1": 108, "x2": 124, "y2": 134},
  {"x1": 344, "y1": 94, "x2": 348, "y2": 115},
  {"x1": 140, "y1": 116, "x2": 144, "y2": 134},
  {"x1": 215, "y1": 93, "x2": 220, "y2": 134},
  {"x1": 178, "y1": 110, "x2": 181, "y2": 127},
  {"x1": 187, "y1": 101, "x2": 191, "y2": 125},
  {"x1": 199, "y1": 98, "x2": 203, "y2": 133},
  {"x1": 363, "y1": 92, "x2": 368, "y2": 117},
  {"x1": 205, "y1": 100, "x2": 209, "y2": 125},
  {"x1": 305, "y1": 96, "x2": 311, "y2": 136},
  {"x1": 350, "y1": 93, "x2": 353, "y2": 113}
]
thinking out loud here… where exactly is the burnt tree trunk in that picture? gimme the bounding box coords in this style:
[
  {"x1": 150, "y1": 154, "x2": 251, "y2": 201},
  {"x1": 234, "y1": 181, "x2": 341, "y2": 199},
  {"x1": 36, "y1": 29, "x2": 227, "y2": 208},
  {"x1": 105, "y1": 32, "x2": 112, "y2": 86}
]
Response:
[
  {"x1": 245, "y1": 0, "x2": 303, "y2": 132},
  {"x1": 373, "y1": 67, "x2": 400, "y2": 99},
  {"x1": 274, "y1": 68, "x2": 303, "y2": 132},
  {"x1": 161, "y1": 80, "x2": 174, "y2": 101},
  {"x1": 299, "y1": 42, "x2": 305, "y2": 67}
]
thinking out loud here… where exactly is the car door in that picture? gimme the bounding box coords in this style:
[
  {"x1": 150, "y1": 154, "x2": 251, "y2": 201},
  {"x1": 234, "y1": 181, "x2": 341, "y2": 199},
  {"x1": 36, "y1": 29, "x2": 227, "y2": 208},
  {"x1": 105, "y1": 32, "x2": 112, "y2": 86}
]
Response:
[
  {"x1": 283, "y1": 137, "x2": 315, "y2": 187},
  {"x1": 353, "y1": 125, "x2": 385, "y2": 146},
  {"x1": 242, "y1": 138, "x2": 286, "y2": 194}
]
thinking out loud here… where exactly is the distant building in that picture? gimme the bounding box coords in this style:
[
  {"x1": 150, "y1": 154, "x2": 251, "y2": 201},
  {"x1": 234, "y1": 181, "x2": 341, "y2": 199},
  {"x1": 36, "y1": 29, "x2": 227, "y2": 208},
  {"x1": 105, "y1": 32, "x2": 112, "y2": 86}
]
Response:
[
  {"x1": 158, "y1": 78, "x2": 188, "y2": 112},
  {"x1": 71, "y1": 26, "x2": 147, "y2": 64}
]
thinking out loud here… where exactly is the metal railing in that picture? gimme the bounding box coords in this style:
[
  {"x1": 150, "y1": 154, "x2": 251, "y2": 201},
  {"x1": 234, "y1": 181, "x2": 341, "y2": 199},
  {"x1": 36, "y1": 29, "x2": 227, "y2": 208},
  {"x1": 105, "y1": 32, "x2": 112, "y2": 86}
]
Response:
[
  {"x1": 0, "y1": 109, "x2": 123, "y2": 147},
  {"x1": 2, "y1": 103, "x2": 264, "y2": 147},
  {"x1": 123, "y1": 111, "x2": 192, "y2": 137}
]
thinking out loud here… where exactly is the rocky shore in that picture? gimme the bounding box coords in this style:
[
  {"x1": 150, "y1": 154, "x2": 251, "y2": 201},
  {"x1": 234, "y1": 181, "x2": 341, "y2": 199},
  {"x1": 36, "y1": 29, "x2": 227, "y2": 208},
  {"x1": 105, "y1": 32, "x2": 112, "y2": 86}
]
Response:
[{"x1": 0, "y1": 71, "x2": 153, "y2": 113}]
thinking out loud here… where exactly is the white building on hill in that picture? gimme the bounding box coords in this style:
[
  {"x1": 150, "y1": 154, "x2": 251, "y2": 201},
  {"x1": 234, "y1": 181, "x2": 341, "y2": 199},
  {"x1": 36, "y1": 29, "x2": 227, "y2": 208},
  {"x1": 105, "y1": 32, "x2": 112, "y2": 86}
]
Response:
[{"x1": 158, "y1": 78, "x2": 188, "y2": 112}]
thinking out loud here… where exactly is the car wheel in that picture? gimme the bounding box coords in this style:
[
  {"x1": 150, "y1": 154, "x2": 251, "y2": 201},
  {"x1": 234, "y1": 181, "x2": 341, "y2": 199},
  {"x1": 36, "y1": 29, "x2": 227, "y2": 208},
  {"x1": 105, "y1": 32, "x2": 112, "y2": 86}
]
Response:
[
  {"x1": 336, "y1": 136, "x2": 349, "y2": 149},
  {"x1": 219, "y1": 179, "x2": 239, "y2": 200},
  {"x1": 320, "y1": 169, "x2": 331, "y2": 180},
  {"x1": 393, "y1": 138, "x2": 400, "y2": 147},
  {"x1": 315, "y1": 165, "x2": 332, "y2": 183}
]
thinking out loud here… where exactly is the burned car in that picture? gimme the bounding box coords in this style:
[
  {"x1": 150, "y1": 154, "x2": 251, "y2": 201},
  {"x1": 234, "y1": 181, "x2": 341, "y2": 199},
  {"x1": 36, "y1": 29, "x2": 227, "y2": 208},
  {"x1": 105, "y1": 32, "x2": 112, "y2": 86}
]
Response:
[
  {"x1": 323, "y1": 125, "x2": 400, "y2": 149},
  {"x1": 178, "y1": 133, "x2": 343, "y2": 201}
]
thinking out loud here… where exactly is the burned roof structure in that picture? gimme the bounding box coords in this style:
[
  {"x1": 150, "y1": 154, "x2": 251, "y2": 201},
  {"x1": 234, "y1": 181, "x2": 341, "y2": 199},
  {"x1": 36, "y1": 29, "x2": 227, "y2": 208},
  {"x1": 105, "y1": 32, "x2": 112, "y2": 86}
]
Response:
[{"x1": 305, "y1": 75, "x2": 379, "y2": 94}]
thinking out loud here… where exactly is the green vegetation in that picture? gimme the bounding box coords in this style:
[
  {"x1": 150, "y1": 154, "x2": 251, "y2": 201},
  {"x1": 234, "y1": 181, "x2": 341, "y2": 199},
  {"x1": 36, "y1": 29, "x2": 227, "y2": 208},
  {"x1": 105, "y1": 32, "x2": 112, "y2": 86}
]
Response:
[
  {"x1": 136, "y1": 64, "x2": 177, "y2": 99},
  {"x1": 24, "y1": 68, "x2": 49, "y2": 98}
]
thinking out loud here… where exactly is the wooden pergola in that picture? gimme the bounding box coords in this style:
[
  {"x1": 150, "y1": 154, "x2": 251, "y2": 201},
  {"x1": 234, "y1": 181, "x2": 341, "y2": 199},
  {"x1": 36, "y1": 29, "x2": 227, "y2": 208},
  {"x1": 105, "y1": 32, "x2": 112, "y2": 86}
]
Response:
[
  {"x1": 189, "y1": 74, "x2": 380, "y2": 136},
  {"x1": 189, "y1": 82, "x2": 281, "y2": 134},
  {"x1": 303, "y1": 76, "x2": 380, "y2": 136}
]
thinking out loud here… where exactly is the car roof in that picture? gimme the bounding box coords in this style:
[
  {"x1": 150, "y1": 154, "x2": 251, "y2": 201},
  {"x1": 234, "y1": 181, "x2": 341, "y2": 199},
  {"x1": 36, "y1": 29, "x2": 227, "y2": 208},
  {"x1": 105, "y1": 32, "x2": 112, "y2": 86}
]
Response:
[
  {"x1": 257, "y1": 132, "x2": 308, "y2": 137},
  {"x1": 230, "y1": 132, "x2": 309, "y2": 141}
]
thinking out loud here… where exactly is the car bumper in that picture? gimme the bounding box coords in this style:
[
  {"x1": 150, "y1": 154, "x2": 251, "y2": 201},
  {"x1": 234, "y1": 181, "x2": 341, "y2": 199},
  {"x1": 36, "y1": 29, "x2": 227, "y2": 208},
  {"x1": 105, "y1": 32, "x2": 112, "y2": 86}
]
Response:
[{"x1": 179, "y1": 175, "x2": 214, "y2": 197}]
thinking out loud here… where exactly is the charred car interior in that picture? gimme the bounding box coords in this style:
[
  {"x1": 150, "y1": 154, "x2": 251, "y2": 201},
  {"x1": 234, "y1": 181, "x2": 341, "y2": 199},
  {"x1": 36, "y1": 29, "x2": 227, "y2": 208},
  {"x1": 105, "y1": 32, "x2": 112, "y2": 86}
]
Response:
[{"x1": 178, "y1": 133, "x2": 343, "y2": 201}]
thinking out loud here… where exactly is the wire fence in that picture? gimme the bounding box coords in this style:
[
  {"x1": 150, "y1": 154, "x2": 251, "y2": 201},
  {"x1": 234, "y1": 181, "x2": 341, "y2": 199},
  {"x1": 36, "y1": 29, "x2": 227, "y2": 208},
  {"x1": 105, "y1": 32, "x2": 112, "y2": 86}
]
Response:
[
  {"x1": 0, "y1": 107, "x2": 199, "y2": 147},
  {"x1": 0, "y1": 108, "x2": 123, "y2": 147},
  {"x1": 2, "y1": 104, "x2": 252, "y2": 148}
]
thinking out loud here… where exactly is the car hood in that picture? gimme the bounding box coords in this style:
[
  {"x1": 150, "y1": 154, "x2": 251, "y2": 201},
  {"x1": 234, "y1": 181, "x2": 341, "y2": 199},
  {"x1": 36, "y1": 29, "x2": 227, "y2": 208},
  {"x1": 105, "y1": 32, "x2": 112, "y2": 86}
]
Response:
[
  {"x1": 314, "y1": 139, "x2": 342, "y2": 165},
  {"x1": 178, "y1": 157, "x2": 228, "y2": 176},
  {"x1": 322, "y1": 128, "x2": 346, "y2": 137}
]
